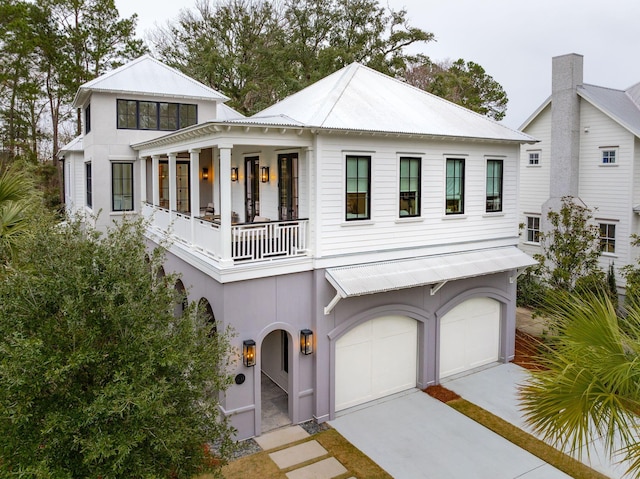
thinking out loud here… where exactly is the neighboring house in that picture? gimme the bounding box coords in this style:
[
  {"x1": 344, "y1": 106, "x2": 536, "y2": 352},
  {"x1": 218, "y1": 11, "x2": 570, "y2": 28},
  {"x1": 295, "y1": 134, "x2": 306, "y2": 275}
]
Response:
[
  {"x1": 519, "y1": 53, "x2": 640, "y2": 291},
  {"x1": 60, "y1": 55, "x2": 535, "y2": 440}
]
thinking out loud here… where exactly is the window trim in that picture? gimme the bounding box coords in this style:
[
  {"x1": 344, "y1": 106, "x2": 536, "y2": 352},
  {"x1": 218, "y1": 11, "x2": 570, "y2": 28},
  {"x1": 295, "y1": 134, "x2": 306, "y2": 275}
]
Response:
[
  {"x1": 85, "y1": 104, "x2": 91, "y2": 134},
  {"x1": 445, "y1": 158, "x2": 465, "y2": 215},
  {"x1": 116, "y1": 99, "x2": 198, "y2": 131},
  {"x1": 85, "y1": 162, "x2": 92, "y2": 209},
  {"x1": 345, "y1": 154, "x2": 371, "y2": 221},
  {"x1": 525, "y1": 215, "x2": 541, "y2": 244},
  {"x1": 111, "y1": 162, "x2": 134, "y2": 212},
  {"x1": 598, "y1": 221, "x2": 617, "y2": 255},
  {"x1": 485, "y1": 159, "x2": 503, "y2": 213},
  {"x1": 399, "y1": 156, "x2": 421, "y2": 218},
  {"x1": 527, "y1": 150, "x2": 540, "y2": 166},
  {"x1": 600, "y1": 147, "x2": 618, "y2": 166}
]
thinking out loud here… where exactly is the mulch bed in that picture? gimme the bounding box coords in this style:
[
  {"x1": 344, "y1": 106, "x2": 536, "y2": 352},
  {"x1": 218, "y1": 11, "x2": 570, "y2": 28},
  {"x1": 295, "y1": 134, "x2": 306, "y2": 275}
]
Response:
[
  {"x1": 424, "y1": 384, "x2": 460, "y2": 403},
  {"x1": 513, "y1": 330, "x2": 547, "y2": 371}
]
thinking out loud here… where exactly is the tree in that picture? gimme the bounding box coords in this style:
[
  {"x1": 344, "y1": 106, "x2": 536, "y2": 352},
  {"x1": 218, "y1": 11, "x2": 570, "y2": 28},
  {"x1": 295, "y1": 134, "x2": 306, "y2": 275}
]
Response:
[
  {"x1": 404, "y1": 58, "x2": 508, "y2": 121},
  {"x1": 533, "y1": 196, "x2": 603, "y2": 293},
  {"x1": 0, "y1": 217, "x2": 235, "y2": 478},
  {"x1": 520, "y1": 289, "x2": 640, "y2": 477},
  {"x1": 0, "y1": 167, "x2": 34, "y2": 260},
  {"x1": 150, "y1": 0, "x2": 432, "y2": 115}
]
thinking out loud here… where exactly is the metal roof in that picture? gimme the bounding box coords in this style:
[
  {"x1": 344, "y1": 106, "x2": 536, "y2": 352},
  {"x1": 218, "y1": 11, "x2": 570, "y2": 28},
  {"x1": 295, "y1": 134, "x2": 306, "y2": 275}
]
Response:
[
  {"x1": 325, "y1": 247, "x2": 537, "y2": 299},
  {"x1": 59, "y1": 135, "x2": 83, "y2": 153},
  {"x1": 73, "y1": 55, "x2": 228, "y2": 107},
  {"x1": 578, "y1": 84, "x2": 640, "y2": 137},
  {"x1": 249, "y1": 63, "x2": 534, "y2": 142}
]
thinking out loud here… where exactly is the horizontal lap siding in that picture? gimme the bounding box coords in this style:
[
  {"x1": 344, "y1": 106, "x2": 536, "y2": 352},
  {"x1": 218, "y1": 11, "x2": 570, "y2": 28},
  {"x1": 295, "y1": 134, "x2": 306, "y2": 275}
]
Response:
[{"x1": 316, "y1": 135, "x2": 520, "y2": 258}]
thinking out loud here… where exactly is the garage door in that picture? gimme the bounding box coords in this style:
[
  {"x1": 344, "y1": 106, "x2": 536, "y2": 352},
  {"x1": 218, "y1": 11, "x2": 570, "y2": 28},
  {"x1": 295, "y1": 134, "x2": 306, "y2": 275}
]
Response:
[
  {"x1": 439, "y1": 297, "x2": 500, "y2": 379},
  {"x1": 335, "y1": 316, "x2": 417, "y2": 412}
]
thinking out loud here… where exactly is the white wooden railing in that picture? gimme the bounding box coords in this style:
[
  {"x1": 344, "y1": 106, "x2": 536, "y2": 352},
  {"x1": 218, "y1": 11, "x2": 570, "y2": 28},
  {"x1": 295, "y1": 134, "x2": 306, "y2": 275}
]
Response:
[{"x1": 143, "y1": 203, "x2": 307, "y2": 263}]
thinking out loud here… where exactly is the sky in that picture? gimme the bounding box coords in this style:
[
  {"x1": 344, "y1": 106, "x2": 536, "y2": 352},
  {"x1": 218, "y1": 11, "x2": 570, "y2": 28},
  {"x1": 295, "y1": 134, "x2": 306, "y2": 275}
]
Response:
[{"x1": 115, "y1": 0, "x2": 640, "y2": 129}]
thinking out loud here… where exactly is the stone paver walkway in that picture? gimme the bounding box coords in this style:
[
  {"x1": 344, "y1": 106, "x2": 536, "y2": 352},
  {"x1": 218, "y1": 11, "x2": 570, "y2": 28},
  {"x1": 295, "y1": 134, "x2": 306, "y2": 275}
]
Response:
[{"x1": 255, "y1": 425, "x2": 354, "y2": 479}]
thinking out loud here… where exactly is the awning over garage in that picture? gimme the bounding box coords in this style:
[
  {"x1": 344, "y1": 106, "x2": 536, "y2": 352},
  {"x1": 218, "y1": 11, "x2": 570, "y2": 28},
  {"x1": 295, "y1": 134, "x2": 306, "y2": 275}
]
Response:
[{"x1": 324, "y1": 246, "x2": 536, "y2": 314}]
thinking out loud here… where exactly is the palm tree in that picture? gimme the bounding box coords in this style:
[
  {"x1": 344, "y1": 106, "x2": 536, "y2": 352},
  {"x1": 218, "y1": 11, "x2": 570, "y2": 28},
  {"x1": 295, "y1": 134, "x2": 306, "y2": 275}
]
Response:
[
  {"x1": 520, "y1": 289, "x2": 640, "y2": 477},
  {"x1": 0, "y1": 169, "x2": 33, "y2": 259}
]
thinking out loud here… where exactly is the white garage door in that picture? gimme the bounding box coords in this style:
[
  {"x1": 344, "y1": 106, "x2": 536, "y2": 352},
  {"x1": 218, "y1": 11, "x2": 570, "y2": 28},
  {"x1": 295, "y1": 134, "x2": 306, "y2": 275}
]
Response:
[
  {"x1": 335, "y1": 316, "x2": 417, "y2": 412},
  {"x1": 439, "y1": 297, "x2": 500, "y2": 379}
]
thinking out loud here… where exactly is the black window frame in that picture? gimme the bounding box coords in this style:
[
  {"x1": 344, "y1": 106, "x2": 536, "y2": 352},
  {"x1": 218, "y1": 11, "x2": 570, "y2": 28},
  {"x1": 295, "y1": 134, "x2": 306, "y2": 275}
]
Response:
[
  {"x1": 345, "y1": 155, "x2": 371, "y2": 221},
  {"x1": 85, "y1": 162, "x2": 92, "y2": 208},
  {"x1": 111, "y1": 162, "x2": 134, "y2": 212},
  {"x1": 116, "y1": 99, "x2": 198, "y2": 131},
  {"x1": 445, "y1": 158, "x2": 465, "y2": 215},
  {"x1": 486, "y1": 159, "x2": 504, "y2": 213},
  {"x1": 399, "y1": 156, "x2": 421, "y2": 217},
  {"x1": 85, "y1": 104, "x2": 91, "y2": 134}
]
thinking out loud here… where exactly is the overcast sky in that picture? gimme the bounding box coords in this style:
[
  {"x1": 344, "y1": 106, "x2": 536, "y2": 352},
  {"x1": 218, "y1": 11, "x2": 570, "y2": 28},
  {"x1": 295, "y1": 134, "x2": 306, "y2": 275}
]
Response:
[{"x1": 115, "y1": 0, "x2": 640, "y2": 129}]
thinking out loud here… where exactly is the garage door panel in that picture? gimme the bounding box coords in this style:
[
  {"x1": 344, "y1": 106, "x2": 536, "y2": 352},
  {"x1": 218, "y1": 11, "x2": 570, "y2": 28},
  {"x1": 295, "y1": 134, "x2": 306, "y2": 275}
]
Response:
[
  {"x1": 440, "y1": 298, "x2": 500, "y2": 379},
  {"x1": 336, "y1": 316, "x2": 417, "y2": 412}
]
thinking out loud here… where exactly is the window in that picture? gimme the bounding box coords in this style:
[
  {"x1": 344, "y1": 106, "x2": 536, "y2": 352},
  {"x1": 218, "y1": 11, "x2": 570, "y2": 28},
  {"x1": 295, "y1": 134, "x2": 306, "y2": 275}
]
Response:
[
  {"x1": 445, "y1": 158, "x2": 464, "y2": 214},
  {"x1": 85, "y1": 162, "x2": 92, "y2": 208},
  {"x1": 112, "y1": 163, "x2": 134, "y2": 211},
  {"x1": 526, "y1": 216, "x2": 540, "y2": 243},
  {"x1": 117, "y1": 100, "x2": 197, "y2": 130},
  {"x1": 599, "y1": 223, "x2": 616, "y2": 253},
  {"x1": 528, "y1": 151, "x2": 539, "y2": 165},
  {"x1": 486, "y1": 159, "x2": 503, "y2": 213},
  {"x1": 85, "y1": 104, "x2": 91, "y2": 134},
  {"x1": 602, "y1": 149, "x2": 616, "y2": 164},
  {"x1": 399, "y1": 157, "x2": 420, "y2": 217},
  {"x1": 346, "y1": 155, "x2": 371, "y2": 220},
  {"x1": 159, "y1": 162, "x2": 169, "y2": 209}
]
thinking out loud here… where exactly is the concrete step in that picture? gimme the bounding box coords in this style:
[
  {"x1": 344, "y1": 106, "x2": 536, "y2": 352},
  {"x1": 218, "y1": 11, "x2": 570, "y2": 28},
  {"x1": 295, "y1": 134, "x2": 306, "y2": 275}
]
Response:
[
  {"x1": 285, "y1": 457, "x2": 348, "y2": 479},
  {"x1": 269, "y1": 440, "x2": 328, "y2": 469},
  {"x1": 255, "y1": 425, "x2": 310, "y2": 451}
]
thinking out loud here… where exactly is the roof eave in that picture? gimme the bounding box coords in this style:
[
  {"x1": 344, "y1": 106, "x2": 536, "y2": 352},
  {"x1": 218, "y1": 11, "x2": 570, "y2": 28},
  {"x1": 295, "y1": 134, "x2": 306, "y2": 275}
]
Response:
[{"x1": 577, "y1": 89, "x2": 640, "y2": 139}]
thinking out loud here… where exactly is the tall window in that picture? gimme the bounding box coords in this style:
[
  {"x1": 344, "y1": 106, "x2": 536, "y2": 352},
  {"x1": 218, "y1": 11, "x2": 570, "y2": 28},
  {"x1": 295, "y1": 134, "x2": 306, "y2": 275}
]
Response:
[
  {"x1": 117, "y1": 100, "x2": 197, "y2": 130},
  {"x1": 85, "y1": 104, "x2": 91, "y2": 134},
  {"x1": 158, "y1": 162, "x2": 169, "y2": 209},
  {"x1": 601, "y1": 149, "x2": 616, "y2": 164},
  {"x1": 599, "y1": 223, "x2": 616, "y2": 253},
  {"x1": 445, "y1": 158, "x2": 464, "y2": 214},
  {"x1": 486, "y1": 159, "x2": 503, "y2": 212},
  {"x1": 112, "y1": 163, "x2": 133, "y2": 211},
  {"x1": 399, "y1": 157, "x2": 420, "y2": 217},
  {"x1": 526, "y1": 216, "x2": 540, "y2": 243},
  {"x1": 85, "y1": 162, "x2": 92, "y2": 208},
  {"x1": 346, "y1": 155, "x2": 371, "y2": 220}
]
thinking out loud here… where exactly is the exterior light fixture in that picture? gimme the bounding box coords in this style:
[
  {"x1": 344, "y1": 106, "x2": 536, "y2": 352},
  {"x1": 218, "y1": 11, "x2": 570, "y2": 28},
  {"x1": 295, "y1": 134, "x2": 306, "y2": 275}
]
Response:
[
  {"x1": 261, "y1": 166, "x2": 270, "y2": 183},
  {"x1": 231, "y1": 167, "x2": 239, "y2": 182},
  {"x1": 243, "y1": 339, "x2": 256, "y2": 367},
  {"x1": 300, "y1": 329, "x2": 313, "y2": 355},
  {"x1": 202, "y1": 167, "x2": 209, "y2": 180}
]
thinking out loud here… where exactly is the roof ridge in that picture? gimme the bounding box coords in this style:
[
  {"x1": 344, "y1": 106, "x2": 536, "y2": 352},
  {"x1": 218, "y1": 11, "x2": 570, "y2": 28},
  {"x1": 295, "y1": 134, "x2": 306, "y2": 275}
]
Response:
[{"x1": 310, "y1": 63, "x2": 361, "y2": 125}]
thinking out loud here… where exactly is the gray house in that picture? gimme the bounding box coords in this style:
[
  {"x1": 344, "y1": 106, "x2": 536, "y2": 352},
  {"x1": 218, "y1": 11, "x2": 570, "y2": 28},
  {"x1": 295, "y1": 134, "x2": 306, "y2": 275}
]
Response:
[{"x1": 61, "y1": 55, "x2": 535, "y2": 440}]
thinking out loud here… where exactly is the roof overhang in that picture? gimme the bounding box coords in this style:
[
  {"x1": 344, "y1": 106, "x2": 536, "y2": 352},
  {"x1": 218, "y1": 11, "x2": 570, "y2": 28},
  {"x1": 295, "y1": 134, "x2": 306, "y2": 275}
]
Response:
[{"x1": 323, "y1": 246, "x2": 537, "y2": 315}]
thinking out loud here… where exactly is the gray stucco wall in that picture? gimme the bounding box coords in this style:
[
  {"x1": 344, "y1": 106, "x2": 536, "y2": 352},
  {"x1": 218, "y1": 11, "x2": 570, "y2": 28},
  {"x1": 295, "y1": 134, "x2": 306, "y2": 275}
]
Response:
[{"x1": 157, "y1": 244, "x2": 517, "y2": 440}]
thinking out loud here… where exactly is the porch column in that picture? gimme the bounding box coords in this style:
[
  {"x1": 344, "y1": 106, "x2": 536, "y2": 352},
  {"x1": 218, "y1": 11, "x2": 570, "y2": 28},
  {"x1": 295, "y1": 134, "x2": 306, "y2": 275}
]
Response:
[
  {"x1": 151, "y1": 155, "x2": 160, "y2": 206},
  {"x1": 305, "y1": 146, "x2": 315, "y2": 257},
  {"x1": 219, "y1": 145, "x2": 233, "y2": 265},
  {"x1": 189, "y1": 148, "x2": 201, "y2": 241},
  {"x1": 139, "y1": 156, "x2": 147, "y2": 209},
  {"x1": 168, "y1": 152, "x2": 177, "y2": 213}
]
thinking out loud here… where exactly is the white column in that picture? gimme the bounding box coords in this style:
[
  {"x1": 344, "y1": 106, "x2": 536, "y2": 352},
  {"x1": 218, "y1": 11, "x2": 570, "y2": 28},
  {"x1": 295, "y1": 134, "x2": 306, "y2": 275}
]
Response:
[
  {"x1": 151, "y1": 155, "x2": 160, "y2": 206},
  {"x1": 168, "y1": 152, "x2": 177, "y2": 212},
  {"x1": 189, "y1": 148, "x2": 201, "y2": 241},
  {"x1": 219, "y1": 145, "x2": 233, "y2": 265},
  {"x1": 139, "y1": 156, "x2": 147, "y2": 210}
]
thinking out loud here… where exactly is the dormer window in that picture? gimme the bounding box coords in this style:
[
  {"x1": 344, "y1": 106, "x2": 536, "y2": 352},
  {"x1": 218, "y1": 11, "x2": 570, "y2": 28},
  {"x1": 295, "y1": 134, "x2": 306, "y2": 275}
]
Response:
[{"x1": 117, "y1": 100, "x2": 197, "y2": 131}]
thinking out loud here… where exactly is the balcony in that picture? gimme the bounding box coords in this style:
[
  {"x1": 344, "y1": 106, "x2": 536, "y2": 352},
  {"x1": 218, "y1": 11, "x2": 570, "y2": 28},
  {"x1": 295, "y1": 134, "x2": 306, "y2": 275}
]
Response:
[{"x1": 142, "y1": 203, "x2": 309, "y2": 264}]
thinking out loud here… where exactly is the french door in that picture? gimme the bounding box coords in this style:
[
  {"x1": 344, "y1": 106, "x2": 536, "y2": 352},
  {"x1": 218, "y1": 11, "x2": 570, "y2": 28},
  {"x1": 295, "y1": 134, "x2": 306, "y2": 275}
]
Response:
[
  {"x1": 278, "y1": 153, "x2": 298, "y2": 221},
  {"x1": 245, "y1": 156, "x2": 260, "y2": 222}
]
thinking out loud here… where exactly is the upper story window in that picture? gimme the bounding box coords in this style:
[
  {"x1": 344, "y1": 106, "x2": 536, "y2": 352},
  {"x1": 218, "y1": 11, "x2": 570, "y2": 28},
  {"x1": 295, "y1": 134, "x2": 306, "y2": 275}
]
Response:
[
  {"x1": 399, "y1": 157, "x2": 420, "y2": 217},
  {"x1": 85, "y1": 104, "x2": 91, "y2": 134},
  {"x1": 526, "y1": 216, "x2": 540, "y2": 243},
  {"x1": 601, "y1": 148, "x2": 617, "y2": 165},
  {"x1": 486, "y1": 159, "x2": 503, "y2": 213},
  {"x1": 117, "y1": 100, "x2": 198, "y2": 131},
  {"x1": 85, "y1": 162, "x2": 92, "y2": 208},
  {"x1": 599, "y1": 222, "x2": 616, "y2": 253},
  {"x1": 112, "y1": 163, "x2": 134, "y2": 212},
  {"x1": 528, "y1": 151, "x2": 540, "y2": 165},
  {"x1": 445, "y1": 158, "x2": 464, "y2": 215},
  {"x1": 346, "y1": 155, "x2": 371, "y2": 221}
]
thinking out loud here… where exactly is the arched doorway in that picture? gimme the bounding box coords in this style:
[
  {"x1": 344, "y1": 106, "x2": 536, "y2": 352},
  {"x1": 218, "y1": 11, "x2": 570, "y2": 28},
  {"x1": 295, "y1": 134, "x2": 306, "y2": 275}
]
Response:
[
  {"x1": 198, "y1": 298, "x2": 217, "y2": 337},
  {"x1": 173, "y1": 279, "x2": 187, "y2": 317},
  {"x1": 261, "y1": 329, "x2": 292, "y2": 432}
]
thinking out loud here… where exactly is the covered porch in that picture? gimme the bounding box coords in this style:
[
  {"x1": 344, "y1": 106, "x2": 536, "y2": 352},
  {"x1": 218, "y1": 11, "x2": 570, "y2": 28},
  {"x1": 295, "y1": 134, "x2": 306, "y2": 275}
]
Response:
[{"x1": 137, "y1": 134, "x2": 312, "y2": 265}]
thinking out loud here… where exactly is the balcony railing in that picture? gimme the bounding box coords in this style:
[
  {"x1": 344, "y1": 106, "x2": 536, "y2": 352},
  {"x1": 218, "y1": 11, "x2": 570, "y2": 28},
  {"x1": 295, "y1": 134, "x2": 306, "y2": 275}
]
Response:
[{"x1": 142, "y1": 203, "x2": 308, "y2": 263}]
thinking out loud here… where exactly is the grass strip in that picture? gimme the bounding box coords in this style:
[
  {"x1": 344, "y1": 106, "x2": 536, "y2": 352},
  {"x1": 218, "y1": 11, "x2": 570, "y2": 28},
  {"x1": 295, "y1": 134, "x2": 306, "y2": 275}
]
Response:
[{"x1": 447, "y1": 398, "x2": 609, "y2": 479}]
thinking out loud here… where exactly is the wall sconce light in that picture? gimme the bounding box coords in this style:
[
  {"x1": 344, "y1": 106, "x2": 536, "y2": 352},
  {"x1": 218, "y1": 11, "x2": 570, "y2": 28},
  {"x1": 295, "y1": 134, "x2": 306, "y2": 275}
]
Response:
[
  {"x1": 261, "y1": 166, "x2": 270, "y2": 183},
  {"x1": 243, "y1": 339, "x2": 256, "y2": 367},
  {"x1": 231, "y1": 167, "x2": 239, "y2": 182},
  {"x1": 300, "y1": 329, "x2": 313, "y2": 355},
  {"x1": 202, "y1": 167, "x2": 209, "y2": 180}
]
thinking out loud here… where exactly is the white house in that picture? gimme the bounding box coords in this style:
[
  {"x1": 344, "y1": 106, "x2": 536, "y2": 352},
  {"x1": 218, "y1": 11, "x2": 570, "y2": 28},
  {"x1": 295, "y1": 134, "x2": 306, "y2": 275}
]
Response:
[
  {"x1": 60, "y1": 55, "x2": 536, "y2": 440},
  {"x1": 519, "y1": 53, "x2": 640, "y2": 290}
]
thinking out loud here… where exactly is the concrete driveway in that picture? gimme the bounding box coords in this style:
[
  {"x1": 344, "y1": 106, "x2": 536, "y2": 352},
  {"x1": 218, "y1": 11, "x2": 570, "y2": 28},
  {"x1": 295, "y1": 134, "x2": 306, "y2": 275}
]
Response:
[{"x1": 329, "y1": 380, "x2": 571, "y2": 479}]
